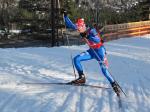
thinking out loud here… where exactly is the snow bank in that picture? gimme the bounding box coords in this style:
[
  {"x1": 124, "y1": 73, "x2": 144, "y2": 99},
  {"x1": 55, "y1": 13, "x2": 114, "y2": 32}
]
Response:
[{"x1": 0, "y1": 35, "x2": 150, "y2": 112}]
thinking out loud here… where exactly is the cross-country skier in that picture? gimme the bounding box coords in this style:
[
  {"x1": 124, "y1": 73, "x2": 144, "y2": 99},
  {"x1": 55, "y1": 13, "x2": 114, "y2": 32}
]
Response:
[{"x1": 63, "y1": 11, "x2": 120, "y2": 94}]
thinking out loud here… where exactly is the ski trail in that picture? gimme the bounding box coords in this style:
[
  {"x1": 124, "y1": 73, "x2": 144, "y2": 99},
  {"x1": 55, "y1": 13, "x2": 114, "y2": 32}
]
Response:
[
  {"x1": 125, "y1": 83, "x2": 150, "y2": 112},
  {"x1": 78, "y1": 87, "x2": 84, "y2": 112},
  {"x1": 92, "y1": 88, "x2": 106, "y2": 112},
  {"x1": 101, "y1": 90, "x2": 112, "y2": 112},
  {"x1": 0, "y1": 37, "x2": 150, "y2": 112},
  {"x1": 108, "y1": 90, "x2": 115, "y2": 112},
  {"x1": 138, "y1": 79, "x2": 150, "y2": 111},
  {"x1": 55, "y1": 87, "x2": 77, "y2": 112},
  {"x1": 0, "y1": 92, "x2": 16, "y2": 111},
  {"x1": 24, "y1": 85, "x2": 77, "y2": 112},
  {"x1": 137, "y1": 83, "x2": 147, "y2": 112},
  {"x1": 128, "y1": 86, "x2": 140, "y2": 112}
]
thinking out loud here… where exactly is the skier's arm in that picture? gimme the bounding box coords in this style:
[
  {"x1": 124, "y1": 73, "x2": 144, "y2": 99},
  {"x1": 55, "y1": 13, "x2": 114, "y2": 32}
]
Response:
[
  {"x1": 64, "y1": 16, "x2": 77, "y2": 30},
  {"x1": 80, "y1": 30, "x2": 100, "y2": 44},
  {"x1": 86, "y1": 28, "x2": 100, "y2": 43},
  {"x1": 88, "y1": 35, "x2": 100, "y2": 43},
  {"x1": 83, "y1": 37, "x2": 99, "y2": 48}
]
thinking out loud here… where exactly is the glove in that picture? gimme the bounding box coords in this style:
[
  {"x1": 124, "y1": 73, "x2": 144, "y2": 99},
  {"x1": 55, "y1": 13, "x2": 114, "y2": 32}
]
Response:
[
  {"x1": 63, "y1": 10, "x2": 67, "y2": 16},
  {"x1": 101, "y1": 39, "x2": 104, "y2": 43},
  {"x1": 80, "y1": 32, "x2": 87, "y2": 38}
]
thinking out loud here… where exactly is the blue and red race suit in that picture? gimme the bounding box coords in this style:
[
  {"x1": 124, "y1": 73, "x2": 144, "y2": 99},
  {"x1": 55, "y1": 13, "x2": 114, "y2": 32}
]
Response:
[{"x1": 64, "y1": 16, "x2": 114, "y2": 83}]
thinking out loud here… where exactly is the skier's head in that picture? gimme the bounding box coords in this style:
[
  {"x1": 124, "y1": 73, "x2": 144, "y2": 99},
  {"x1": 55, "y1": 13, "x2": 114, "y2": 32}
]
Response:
[{"x1": 76, "y1": 18, "x2": 86, "y2": 33}]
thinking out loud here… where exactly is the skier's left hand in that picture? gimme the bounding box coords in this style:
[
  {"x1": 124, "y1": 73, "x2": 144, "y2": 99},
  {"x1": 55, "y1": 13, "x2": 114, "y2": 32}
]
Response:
[{"x1": 80, "y1": 32, "x2": 87, "y2": 38}]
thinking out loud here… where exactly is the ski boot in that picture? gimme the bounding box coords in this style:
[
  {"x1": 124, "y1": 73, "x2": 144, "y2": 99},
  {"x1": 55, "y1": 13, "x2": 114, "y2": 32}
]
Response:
[
  {"x1": 69, "y1": 74, "x2": 86, "y2": 85},
  {"x1": 111, "y1": 81, "x2": 121, "y2": 96}
]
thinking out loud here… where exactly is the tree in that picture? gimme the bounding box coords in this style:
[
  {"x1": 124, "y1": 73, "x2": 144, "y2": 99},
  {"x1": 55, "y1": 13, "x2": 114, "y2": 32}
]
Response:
[
  {"x1": 17, "y1": 0, "x2": 51, "y2": 31},
  {"x1": 139, "y1": 0, "x2": 150, "y2": 20},
  {"x1": 0, "y1": 0, "x2": 16, "y2": 28}
]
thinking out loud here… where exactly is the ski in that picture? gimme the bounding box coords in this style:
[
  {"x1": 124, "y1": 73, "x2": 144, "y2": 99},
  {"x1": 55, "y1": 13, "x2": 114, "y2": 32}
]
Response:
[
  {"x1": 23, "y1": 82, "x2": 111, "y2": 89},
  {"x1": 23, "y1": 82, "x2": 127, "y2": 109}
]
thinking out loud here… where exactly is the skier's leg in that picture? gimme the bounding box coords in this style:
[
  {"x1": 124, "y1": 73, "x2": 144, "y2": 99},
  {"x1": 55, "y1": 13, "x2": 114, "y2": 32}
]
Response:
[
  {"x1": 74, "y1": 51, "x2": 93, "y2": 76},
  {"x1": 100, "y1": 62, "x2": 120, "y2": 95},
  {"x1": 99, "y1": 62, "x2": 114, "y2": 83},
  {"x1": 97, "y1": 47, "x2": 120, "y2": 94},
  {"x1": 96, "y1": 46, "x2": 115, "y2": 83},
  {"x1": 72, "y1": 51, "x2": 93, "y2": 84}
]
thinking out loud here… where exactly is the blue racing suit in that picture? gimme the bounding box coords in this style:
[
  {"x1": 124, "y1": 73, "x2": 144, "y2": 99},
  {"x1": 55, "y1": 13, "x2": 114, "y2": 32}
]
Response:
[{"x1": 64, "y1": 16, "x2": 114, "y2": 84}]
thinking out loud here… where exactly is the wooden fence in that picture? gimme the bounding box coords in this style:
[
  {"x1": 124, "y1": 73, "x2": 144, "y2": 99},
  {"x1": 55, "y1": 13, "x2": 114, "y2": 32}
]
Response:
[{"x1": 103, "y1": 20, "x2": 150, "y2": 41}]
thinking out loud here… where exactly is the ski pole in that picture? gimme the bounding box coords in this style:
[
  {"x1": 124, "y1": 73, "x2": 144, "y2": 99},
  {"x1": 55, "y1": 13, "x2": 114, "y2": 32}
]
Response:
[
  {"x1": 83, "y1": 37, "x2": 127, "y2": 96},
  {"x1": 63, "y1": 14, "x2": 77, "y2": 79},
  {"x1": 66, "y1": 31, "x2": 77, "y2": 79}
]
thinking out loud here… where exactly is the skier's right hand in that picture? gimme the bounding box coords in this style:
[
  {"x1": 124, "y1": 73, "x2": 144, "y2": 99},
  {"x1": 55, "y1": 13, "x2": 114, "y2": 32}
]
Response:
[{"x1": 63, "y1": 10, "x2": 67, "y2": 16}]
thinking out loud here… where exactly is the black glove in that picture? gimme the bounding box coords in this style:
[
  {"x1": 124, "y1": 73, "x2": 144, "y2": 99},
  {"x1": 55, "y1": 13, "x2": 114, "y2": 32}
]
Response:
[
  {"x1": 101, "y1": 39, "x2": 104, "y2": 43},
  {"x1": 63, "y1": 10, "x2": 67, "y2": 16},
  {"x1": 80, "y1": 32, "x2": 87, "y2": 38}
]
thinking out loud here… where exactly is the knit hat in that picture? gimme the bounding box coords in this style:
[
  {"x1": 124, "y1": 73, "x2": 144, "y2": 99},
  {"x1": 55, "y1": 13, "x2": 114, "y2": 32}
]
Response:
[{"x1": 76, "y1": 18, "x2": 86, "y2": 33}]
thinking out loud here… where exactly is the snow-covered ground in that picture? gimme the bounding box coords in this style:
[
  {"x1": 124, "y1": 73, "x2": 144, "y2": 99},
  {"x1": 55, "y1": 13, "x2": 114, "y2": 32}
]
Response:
[{"x1": 0, "y1": 35, "x2": 150, "y2": 112}]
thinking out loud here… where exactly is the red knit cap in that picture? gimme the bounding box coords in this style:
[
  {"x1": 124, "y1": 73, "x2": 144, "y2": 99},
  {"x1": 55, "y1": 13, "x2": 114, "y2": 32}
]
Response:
[{"x1": 76, "y1": 18, "x2": 86, "y2": 33}]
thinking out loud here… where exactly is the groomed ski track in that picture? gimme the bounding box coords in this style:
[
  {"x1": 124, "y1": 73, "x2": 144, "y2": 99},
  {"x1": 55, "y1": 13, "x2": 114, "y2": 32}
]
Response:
[{"x1": 0, "y1": 35, "x2": 150, "y2": 112}]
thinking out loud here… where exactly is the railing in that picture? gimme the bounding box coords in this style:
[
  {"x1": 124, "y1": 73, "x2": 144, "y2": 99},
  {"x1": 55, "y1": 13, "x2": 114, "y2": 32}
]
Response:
[
  {"x1": 103, "y1": 20, "x2": 150, "y2": 41},
  {"x1": 62, "y1": 20, "x2": 150, "y2": 45}
]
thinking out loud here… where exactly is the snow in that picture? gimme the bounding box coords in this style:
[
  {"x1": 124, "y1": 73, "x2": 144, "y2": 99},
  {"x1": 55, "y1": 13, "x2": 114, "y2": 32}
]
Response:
[{"x1": 0, "y1": 35, "x2": 150, "y2": 112}]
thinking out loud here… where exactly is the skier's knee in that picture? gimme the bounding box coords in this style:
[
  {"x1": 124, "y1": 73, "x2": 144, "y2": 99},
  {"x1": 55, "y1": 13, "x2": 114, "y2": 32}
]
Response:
[
  {"x1": 74, "y1": 55, "x2": 81, "y2": 64},
  {"x1": 100, "y1": 58, "x2": 109, "y2": 68},
  {"x1": 100, "y1": 61, "x2": 108, "y2": 69}
]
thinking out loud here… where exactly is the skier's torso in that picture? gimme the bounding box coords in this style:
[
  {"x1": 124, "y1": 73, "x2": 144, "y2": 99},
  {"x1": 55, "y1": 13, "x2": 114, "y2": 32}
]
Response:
[{"x1": 86, "y1": 28, "x2": 103, "y2": 49}]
